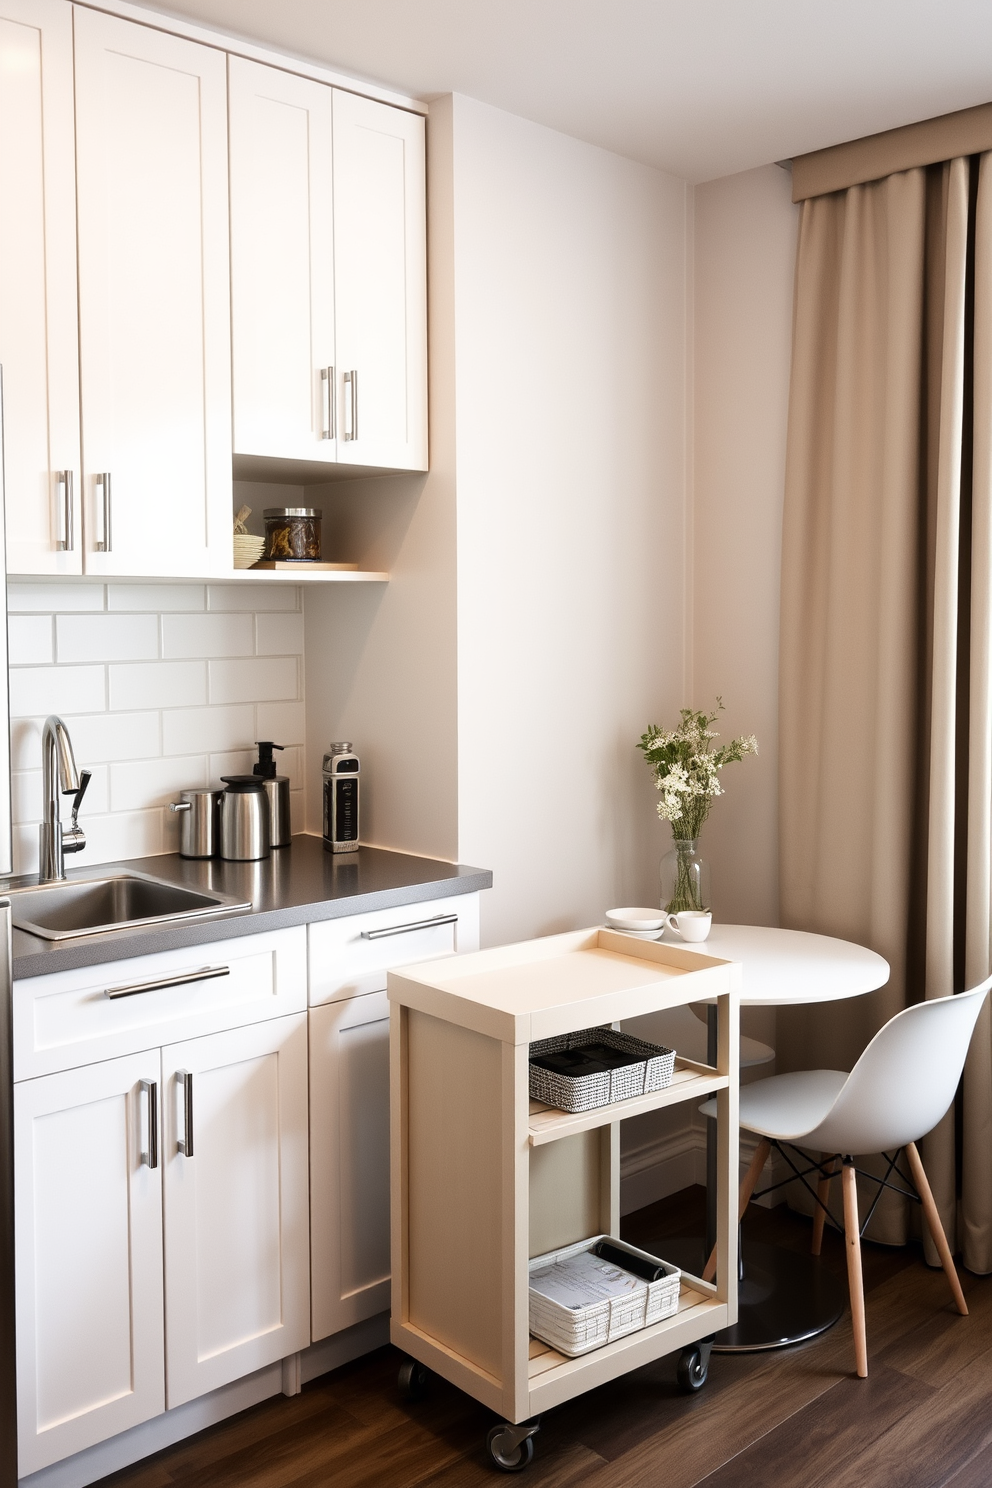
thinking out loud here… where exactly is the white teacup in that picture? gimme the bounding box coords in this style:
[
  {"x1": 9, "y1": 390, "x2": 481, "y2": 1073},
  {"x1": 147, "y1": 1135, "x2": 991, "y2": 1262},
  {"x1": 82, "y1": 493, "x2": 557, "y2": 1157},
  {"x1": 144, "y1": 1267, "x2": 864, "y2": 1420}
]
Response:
[{"x1": 665, "y1": 910, "x2": 712, "y2": 943}]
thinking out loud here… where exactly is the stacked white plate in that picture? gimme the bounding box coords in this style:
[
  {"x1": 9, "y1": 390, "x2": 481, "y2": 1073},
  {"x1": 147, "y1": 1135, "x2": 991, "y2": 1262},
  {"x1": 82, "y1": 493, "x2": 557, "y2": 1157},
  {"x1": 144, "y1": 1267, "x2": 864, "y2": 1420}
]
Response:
[
  {"x1": 233, "y1": 534, "x2": 265, "y2": 569},
  {"x1": 605, "y1": 907, "x2": 665, "y2": 940}
]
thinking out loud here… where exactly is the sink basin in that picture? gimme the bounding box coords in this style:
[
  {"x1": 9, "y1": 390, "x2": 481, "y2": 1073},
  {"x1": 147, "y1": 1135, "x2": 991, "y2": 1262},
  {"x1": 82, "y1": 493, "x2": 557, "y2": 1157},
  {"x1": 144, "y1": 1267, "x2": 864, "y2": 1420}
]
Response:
[{"x1": 8, "y1": 871, "x2": 252, "y2": 941}]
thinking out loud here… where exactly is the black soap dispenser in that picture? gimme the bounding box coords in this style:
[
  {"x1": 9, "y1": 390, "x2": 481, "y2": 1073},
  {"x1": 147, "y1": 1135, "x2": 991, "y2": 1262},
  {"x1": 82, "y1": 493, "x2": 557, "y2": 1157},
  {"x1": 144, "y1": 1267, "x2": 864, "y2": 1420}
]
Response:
[{"x1": 254, "y1": 741, "x2": 292, "y2": 847}]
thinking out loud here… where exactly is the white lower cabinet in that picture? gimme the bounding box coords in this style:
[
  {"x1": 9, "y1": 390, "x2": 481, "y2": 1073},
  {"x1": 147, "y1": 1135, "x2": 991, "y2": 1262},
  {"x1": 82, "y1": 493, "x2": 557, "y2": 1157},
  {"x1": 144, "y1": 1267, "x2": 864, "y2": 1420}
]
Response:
[
  {"x1": 162, "y1": 1013, "x2": 311, "y2": 1406},
  {"x1": 310, "y1": 990, "x2": 390, "y2": 1340},
  {"x1": 14, "y1": 1051, "x2": 165, "y2": 1476}
]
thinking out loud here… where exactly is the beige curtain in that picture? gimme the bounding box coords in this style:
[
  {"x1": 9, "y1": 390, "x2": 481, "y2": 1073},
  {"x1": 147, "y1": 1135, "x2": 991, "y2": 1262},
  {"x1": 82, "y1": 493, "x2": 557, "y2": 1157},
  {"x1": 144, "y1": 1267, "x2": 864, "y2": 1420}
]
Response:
[{"x1": 779, "y1": 152, "x2": 992, "y2": 1270}]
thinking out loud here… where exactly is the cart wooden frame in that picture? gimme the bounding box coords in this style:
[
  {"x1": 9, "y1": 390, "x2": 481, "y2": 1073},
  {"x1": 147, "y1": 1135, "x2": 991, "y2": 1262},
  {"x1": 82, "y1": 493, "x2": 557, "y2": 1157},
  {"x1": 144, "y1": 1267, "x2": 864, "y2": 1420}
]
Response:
[{"x1": 388, "y1": 927, "x2": 740, "y2": 1426}]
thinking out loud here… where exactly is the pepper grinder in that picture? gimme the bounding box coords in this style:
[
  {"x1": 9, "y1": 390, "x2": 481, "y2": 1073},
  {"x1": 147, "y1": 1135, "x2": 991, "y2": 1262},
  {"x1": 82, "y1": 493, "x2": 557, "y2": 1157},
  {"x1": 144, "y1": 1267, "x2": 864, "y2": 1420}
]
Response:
[{"x1": 253, "y1": 741, "x2": 292, "y2": 847}]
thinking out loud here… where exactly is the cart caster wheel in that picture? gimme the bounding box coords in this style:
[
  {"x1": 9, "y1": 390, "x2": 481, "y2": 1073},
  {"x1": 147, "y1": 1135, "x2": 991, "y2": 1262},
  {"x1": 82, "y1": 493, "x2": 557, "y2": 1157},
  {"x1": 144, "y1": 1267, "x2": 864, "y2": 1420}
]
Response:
[
  {"x1": 677, "y1": 1339, "x2": 712, "y2": 1393},
  {"x1": 486, "y1": 1421, "x2": 538, "y2": 1472},
  {"x1": 398, "y1": 1358, "x2": 430, "y2": 1402}
]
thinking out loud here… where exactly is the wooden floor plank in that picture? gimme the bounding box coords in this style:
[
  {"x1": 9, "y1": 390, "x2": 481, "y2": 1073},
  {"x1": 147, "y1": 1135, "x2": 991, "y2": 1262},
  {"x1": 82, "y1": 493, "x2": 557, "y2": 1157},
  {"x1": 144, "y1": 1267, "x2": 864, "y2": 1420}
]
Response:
[{"x1": 92, "y1": 1189, "x2": 992, "y2": 1488}]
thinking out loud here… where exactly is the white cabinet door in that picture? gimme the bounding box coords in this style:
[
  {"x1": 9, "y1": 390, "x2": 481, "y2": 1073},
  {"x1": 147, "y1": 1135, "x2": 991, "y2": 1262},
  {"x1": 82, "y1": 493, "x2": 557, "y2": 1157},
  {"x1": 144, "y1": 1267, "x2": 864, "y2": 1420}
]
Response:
[
  {"x1": 15, "y1": 1051, "x2": 164, "y2": 1475},
  {"x1": 0, "y1": 0, "x2": 81, "y2": 574},
  {"x1": 229, "y1": 58, "x2": 335, "y2": 464},
  {"x1": 162, "y1": 1013, "x2": 310, "y2": 1406},
  {"x1": 73, "y1": 8, "x2": 232, "y2": 577},
  {"x1": 332, "y1": 90, "x2": 427, "y2": 472},
  {"x1": 310, "y1": 990, "x2": 391, "y2": 1340}
]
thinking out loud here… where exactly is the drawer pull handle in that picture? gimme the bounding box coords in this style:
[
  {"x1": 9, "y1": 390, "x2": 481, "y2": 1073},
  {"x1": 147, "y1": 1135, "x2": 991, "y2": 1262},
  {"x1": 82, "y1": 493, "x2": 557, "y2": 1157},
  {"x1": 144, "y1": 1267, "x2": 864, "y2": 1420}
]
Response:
[
  {"x1": 361, "y1": 912, "x2": 458, "y2": 942},
  {"x1": 139, "y1": 1078, "x2": 158, "y2": 1169},
  {"x1": 104, "y1": 964, "x2": 230, "y2": 999},
  {"x1": 177, "y1": 1068, "x2": 194, "y2": 1157}
]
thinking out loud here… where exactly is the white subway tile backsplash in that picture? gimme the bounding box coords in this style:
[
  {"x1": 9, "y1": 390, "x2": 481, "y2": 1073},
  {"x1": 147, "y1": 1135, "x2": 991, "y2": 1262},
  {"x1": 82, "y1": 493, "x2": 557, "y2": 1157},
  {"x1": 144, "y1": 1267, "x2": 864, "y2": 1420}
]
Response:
[
  {"x1": 255, "y1": 611, "x2": 305, "y2": 656},
  {"x1": 162, "y1": 704, "x2": 255, "y2": 757},
  {"x1": 162, "y1": 613, "x2": 253, "y2": 659},
  {"x1": 257, "y1": 699, "x2": 306, "y2": 746},
  {"x1": 56, "y1": 613, "x2": 159, "y2": 664},
  {"x1": 8, "y1": 616, "x2": 53, "y2": 665},
  {"x1": 9, "y1": 580, "x2": 306, "y2": 862},
  {"x1": 8, "y1": 582, "x2": 105, "y2": 613},
  {"x1": 111, "y1": 756, "x2": 208, "y2": 811},
  {"x1": 107, "y1": 584, "x2": 206, "y2": 612},
  {"x1": 62, "y1": 711, "x2": 161, "y2": 764},
  {"x1": 208, "y1": 657, "x2": 298, "y2": 706},
  {"x1": 208, "y1": 583, "x2": 301, "y2": 612},
  {"x1": 109, "y1": 660, "x2": 207, "y2": 711},
  {"x1": 10, "y1": 664, "x2": 105, "y2": 717}
]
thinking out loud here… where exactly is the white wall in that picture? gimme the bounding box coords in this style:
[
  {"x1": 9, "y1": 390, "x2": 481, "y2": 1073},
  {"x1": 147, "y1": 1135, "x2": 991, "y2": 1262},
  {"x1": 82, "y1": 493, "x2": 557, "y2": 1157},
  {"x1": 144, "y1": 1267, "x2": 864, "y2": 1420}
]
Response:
[
  {"x1": 7, "y1": 579, "x2": 305, "y2": 873},
  {"x1": 444, "y1": 94, "x2": 692, "y2": 946},
  {"x1": 691, "y1": 164, "x2": 798, "y2": 940}
]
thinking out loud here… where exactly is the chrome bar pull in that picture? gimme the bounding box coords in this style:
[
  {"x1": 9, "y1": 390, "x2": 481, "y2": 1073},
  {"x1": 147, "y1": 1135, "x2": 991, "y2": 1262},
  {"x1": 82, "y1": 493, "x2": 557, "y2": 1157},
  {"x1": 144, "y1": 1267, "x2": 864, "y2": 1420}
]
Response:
[
  {"x1": 361, "y1": 912, "x2": 458, "y2": 941},
  {"x1": 320, "y1": 366, "x2": 335, "y2": 439},
  {"x1": 95, "y1": 472, "x2": 112, "y2": 551},
  {"x1": 177, "y1": 1069, "x2": 194, "y2": 1157},
  {"x1": 139, "y1": 1078, "x2": 158, "y2": 1169},
  {"x1": 343, "y1": 369, "x2": 358, "y2": 440},
  {"x1": 55, "y1": 471, "x2": 74, "y2": 551},
  {"x1": 105, "y1": 964, "x2": 230, "y2": 1000}
]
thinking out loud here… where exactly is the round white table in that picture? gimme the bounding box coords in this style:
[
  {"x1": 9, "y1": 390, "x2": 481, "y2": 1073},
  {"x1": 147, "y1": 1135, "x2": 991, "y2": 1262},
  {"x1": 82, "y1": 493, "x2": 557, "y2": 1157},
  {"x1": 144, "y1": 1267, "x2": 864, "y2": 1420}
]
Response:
[{"x1": 630, "y1": 923, "x2": 890, "y2": 1352}]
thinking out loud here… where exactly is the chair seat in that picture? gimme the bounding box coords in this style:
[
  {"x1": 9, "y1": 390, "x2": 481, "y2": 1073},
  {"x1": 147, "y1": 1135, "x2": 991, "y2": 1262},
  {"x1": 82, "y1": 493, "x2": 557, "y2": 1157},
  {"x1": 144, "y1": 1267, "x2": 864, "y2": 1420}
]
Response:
[{"x1": 700, "y1": 1068, "x2": 847, "y2": 1140}]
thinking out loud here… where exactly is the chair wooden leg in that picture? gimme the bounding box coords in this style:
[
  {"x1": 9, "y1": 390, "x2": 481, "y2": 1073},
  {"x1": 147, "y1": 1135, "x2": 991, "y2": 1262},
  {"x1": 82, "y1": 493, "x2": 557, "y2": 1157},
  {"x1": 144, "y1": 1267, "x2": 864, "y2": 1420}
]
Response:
[
  {"x1": 812, "y1": 1155, "x2": 839, "y2": 1256},
  {"x1": 842, "y1": 1162, "x2": 868, "y2": 1378},
  {"x1": 702, "y1": 1137, "x2": 771, "y2": 1283},
  {"x1": 905, "y1": 1141, "x2": 968, "y2": 1316}
]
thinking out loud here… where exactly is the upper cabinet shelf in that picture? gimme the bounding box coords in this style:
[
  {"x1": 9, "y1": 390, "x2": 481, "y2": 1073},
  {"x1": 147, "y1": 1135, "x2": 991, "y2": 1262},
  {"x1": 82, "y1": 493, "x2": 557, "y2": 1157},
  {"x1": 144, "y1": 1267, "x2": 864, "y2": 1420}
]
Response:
[{"x1": 0, "y1": 0, "x2": 428, "y2": 584}]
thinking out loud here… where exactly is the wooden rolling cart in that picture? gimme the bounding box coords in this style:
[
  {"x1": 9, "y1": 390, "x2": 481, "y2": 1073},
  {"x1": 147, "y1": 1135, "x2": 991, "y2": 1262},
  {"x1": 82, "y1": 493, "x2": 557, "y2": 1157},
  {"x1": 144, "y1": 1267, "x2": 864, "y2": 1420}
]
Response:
[{"x1": 388, "y1": 927, "x2": 740, "y2": 1472}]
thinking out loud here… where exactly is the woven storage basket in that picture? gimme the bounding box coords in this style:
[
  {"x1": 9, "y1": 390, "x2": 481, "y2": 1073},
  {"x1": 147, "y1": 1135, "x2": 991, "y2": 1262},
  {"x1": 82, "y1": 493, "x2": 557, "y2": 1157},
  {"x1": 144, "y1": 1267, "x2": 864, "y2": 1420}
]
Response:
[
  {"x1": 529, "y1": 1026, "x2": 675, "y2": 1113},
  {"x1": 529, "y1": 1235, "x2": 681, "y2": 1357}
]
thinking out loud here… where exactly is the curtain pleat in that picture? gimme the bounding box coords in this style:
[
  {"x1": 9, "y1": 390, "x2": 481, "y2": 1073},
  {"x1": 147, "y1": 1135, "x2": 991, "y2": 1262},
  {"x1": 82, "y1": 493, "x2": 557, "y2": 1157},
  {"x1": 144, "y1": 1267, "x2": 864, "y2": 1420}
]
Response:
[{"x1": 780, "y1": 153, "x2": 992, "y2": 1265}]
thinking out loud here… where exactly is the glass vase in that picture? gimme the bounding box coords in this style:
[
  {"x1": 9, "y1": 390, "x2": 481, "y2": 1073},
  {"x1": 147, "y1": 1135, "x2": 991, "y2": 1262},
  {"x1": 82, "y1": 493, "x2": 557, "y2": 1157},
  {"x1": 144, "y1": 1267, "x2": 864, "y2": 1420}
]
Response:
[{"x1": 660, "y1": 838, "x2": 710, "y2": 915}]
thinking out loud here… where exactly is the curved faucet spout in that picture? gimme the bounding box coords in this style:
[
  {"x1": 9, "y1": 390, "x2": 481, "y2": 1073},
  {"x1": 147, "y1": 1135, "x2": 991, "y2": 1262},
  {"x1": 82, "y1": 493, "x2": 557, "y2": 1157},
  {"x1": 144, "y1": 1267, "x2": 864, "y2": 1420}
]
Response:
[{"x1": 40, "y1": 716, "x2": 86, "y2": 881}]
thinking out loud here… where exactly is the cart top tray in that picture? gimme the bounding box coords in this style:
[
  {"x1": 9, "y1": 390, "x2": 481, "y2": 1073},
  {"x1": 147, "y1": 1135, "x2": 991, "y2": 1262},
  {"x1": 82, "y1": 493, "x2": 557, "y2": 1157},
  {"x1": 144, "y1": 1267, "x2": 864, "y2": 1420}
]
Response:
[{"x1": 387, "y1": 925, "x2": 739, "y2": 1044}]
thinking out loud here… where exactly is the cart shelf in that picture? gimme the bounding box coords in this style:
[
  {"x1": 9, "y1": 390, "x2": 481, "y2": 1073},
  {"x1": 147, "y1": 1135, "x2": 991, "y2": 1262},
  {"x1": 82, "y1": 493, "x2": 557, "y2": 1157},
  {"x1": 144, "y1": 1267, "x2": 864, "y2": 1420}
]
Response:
[{"x1": 528, "y1": 1058, "x2": 728, "y2": 1145}]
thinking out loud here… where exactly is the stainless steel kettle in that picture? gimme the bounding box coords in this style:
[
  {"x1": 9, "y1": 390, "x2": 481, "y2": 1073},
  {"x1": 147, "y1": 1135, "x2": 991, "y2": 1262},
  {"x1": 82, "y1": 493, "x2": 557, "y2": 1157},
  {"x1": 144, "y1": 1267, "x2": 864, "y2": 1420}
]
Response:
[{"x1": 218, "y1": 776, "x2": 270, "y2": 861}]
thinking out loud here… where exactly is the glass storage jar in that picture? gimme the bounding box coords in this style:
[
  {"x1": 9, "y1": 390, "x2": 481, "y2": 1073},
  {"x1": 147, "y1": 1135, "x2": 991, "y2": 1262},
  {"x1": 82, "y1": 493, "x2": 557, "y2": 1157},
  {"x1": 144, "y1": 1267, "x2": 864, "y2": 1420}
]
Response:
[{"x1": 263, "y1": 507, "x2": 321, "y2": 561}]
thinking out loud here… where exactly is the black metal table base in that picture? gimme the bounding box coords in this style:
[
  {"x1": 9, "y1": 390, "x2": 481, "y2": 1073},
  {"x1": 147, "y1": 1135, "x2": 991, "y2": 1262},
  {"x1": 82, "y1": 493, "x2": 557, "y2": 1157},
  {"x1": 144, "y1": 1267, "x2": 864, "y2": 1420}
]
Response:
[{"x1": 658, "y1": 1235, "x2": 848, "y2": 1352}]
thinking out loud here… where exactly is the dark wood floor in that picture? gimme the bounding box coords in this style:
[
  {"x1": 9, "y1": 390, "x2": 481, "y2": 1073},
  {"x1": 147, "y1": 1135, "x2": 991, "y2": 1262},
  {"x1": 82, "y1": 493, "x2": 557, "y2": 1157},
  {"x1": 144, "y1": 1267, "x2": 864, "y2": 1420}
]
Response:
[{"x1": 98, "y1": 1188, "x2": 992, "y2": 1488}]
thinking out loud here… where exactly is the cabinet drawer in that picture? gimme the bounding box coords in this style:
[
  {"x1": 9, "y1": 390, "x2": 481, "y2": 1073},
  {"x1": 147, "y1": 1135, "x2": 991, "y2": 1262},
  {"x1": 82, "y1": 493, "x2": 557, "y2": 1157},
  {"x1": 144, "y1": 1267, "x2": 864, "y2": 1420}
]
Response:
[
  {"x1": 308, "y1": 894, "x2": 480, "y2": 1006},
  {"x1": 14, "y1": 926, "x2": 307, "y2": 1081}
]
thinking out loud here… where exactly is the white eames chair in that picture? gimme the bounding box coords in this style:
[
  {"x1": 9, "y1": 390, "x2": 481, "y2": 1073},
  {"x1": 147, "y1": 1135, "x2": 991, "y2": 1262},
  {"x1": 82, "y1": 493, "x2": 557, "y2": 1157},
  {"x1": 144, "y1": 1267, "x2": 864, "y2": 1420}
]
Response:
[{"x1": 701, "y1": 977, "x2": 991, "y2": 1378}]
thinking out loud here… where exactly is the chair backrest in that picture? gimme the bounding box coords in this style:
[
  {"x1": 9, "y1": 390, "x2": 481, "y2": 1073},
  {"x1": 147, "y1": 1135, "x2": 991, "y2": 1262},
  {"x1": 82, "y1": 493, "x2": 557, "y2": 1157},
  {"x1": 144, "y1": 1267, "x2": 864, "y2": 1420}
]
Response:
[{"x1": 807, "y1": 976, "x2": 992, "y2": 1157}]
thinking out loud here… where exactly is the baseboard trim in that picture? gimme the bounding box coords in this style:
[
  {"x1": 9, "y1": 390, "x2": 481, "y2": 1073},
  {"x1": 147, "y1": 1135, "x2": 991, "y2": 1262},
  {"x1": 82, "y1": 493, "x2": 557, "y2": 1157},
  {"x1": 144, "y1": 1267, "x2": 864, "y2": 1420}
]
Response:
[
  {"x1": 19, "y1": 1316, "x2": 390, "y2": 1488},
  {"x1": 620, "y1": 1120, "x2": 787, "y2": 1216}
]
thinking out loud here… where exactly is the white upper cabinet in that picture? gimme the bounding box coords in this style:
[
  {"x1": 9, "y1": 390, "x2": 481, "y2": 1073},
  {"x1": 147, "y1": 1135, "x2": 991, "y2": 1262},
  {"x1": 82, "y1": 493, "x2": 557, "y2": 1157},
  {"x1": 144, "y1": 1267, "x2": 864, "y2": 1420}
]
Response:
[
  {"x1": 229, "y1": 64, "x2": 427, "y2": 475},
  {"x1": 73, "y1": 7, "x2": 233, "y2": 576},
  {"x1": 0, "y1": 0, "x2": 82, "y2": 574},
  {"x1": 332, "y1": 90, "x2": 427, "y2": 472},
  {"x1": 229, "y1": 58, "x2": 335, "y2": 465}
]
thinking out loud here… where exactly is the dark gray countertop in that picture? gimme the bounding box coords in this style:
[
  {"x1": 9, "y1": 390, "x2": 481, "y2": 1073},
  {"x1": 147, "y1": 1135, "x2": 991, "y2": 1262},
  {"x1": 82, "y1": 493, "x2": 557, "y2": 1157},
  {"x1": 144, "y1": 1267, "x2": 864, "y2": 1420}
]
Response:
[{"x1": 8, "y1": 836, "x2": 492, "y2": 979}]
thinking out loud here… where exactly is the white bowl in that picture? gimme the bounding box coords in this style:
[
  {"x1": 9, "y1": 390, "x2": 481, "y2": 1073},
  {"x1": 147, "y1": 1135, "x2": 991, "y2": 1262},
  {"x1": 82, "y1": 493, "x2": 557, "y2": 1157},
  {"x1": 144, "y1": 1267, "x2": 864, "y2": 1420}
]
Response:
[{"x1": 605, "y1": 907, "x2": 666, "y2": 932}]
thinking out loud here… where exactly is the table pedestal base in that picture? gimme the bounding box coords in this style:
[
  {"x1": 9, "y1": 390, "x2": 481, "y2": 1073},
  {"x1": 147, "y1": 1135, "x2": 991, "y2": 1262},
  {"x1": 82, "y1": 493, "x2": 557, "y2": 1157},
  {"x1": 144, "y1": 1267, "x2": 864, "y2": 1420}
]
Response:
[{"x1": 658, "y1": 1236, "x2": 848, "y2": 1352}]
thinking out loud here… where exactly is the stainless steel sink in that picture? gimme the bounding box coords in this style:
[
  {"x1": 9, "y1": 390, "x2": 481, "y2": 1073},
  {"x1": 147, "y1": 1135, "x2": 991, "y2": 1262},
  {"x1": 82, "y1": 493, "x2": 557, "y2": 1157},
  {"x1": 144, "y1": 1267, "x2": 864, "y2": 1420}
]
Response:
[{"x1": 8, "y1": 871, "x2": 252, "y2": 941}]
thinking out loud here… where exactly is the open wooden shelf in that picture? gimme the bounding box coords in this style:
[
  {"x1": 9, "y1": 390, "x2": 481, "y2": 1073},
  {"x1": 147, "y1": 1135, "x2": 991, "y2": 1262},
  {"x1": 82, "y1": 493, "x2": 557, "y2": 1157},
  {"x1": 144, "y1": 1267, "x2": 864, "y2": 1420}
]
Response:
[
  {"x1": 226, "y1": 567, "x2": 388, "y2": 583},
  {"x1": 528, "y1": 1059, "x2": 727, "y2": 1146}
]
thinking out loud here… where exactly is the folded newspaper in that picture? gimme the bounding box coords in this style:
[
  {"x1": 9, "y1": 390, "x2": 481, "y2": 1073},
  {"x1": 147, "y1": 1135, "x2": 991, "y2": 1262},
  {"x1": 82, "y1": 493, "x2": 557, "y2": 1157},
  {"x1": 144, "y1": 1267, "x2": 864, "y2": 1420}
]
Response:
[{"x1": 529, "y1": 1250, "x2": 647, "y2": 1310}]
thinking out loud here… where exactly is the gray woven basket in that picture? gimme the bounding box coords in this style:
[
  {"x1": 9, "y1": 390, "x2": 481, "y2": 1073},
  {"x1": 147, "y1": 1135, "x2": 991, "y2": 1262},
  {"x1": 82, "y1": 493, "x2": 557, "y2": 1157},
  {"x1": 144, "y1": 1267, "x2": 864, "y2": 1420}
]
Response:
[{"x1": 529, "y1": 1026, "x2": 676, "y2": 1113}]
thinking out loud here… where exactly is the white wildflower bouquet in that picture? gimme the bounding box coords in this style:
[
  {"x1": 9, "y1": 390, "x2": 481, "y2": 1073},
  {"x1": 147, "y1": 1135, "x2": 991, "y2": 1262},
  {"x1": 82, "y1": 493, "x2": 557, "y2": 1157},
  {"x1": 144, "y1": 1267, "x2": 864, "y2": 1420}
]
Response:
[{"x1": 637, "y1": 701, "x2": 757, "y2": 843}]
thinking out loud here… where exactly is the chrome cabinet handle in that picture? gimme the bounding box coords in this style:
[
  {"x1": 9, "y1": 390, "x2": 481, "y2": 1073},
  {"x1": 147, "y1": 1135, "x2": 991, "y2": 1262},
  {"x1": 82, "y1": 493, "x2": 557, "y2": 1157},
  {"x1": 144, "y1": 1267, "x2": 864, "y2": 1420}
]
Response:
[
  {"x1": 361, "y1": 912, "x2": 458, "y2": 941},
  {"x1": 139, "y1": 1078, "x2": 158, "y2": 1169},
  {"x1": 95, "y1": 472, "x2": 112, "y2": 551},
  {"x1": 320, "y1": 365, "x2": 335, "y2": 439},
  {"x1": 104, "y1": 964, "x2": 230, "y2": 999},
  {"x1": 177, "y1": 1069, "x2": 194, "y2": 1157},
  {"x1": 343, "y1": 369, "x2": 358, "y2": 440},
  {"x1": 55, "y1": 470, "x2": 74, "y2": 551}
]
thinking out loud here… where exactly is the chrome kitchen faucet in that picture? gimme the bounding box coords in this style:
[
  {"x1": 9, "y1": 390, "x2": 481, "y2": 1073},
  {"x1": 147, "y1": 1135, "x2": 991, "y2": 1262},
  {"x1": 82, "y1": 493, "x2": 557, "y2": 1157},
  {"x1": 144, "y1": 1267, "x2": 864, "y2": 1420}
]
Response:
[{"x1": 40, "y1": 715, "x2": 90, "y2": 881}]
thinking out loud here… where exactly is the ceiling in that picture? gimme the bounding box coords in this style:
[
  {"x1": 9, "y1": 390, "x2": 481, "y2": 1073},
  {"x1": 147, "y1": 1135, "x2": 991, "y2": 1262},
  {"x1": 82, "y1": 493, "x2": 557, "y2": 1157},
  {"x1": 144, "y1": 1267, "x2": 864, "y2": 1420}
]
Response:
[{"x1": 147, "y1": 0, "x2": 992, "y2": 182}]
